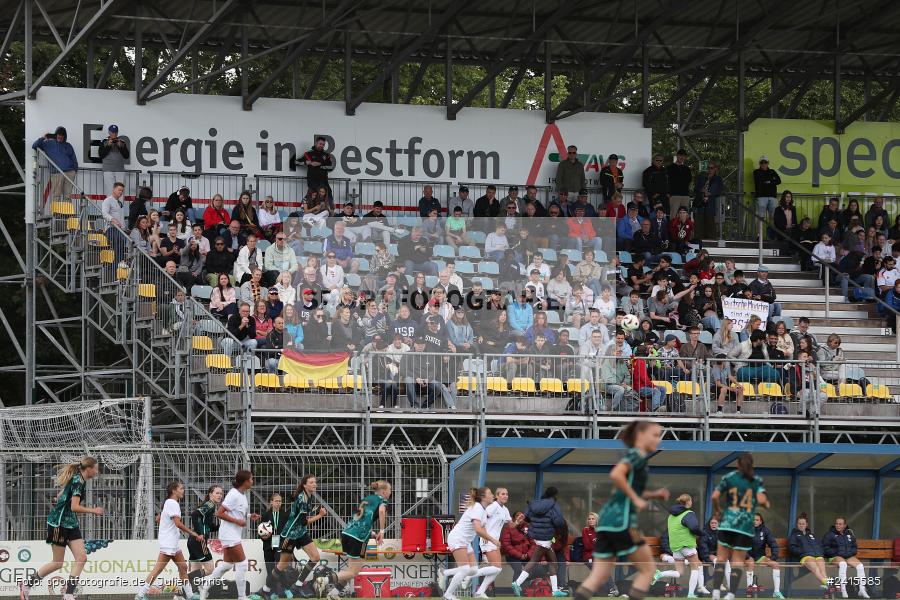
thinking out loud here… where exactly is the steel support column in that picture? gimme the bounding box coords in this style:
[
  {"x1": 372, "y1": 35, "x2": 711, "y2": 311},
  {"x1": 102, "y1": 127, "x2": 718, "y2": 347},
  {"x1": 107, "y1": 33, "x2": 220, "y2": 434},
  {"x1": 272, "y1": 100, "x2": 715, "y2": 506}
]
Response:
[
  {"x1": 445, "y1": 33, "x2": 452, "y2": 119},
  {"x1": 240, "y1": 23, "x2": 248, "y2": 109},
  {"x1": 344, "y1": 31, "x2": 352, "y2": 114},
  {"x1": 544, "y1": 42, "x2": 552, "y2": 123},
  {"x1": 833, "y1": 53, "x2": 841, "y2": 131},
  {"x1": 737, "y1": 50, "x2": 745, "y2": 196},
  {"x1": 134, "y1": 2, "x2": 143, "y2": 102},
  {"x1": 24, "y1": 0, "x2": 32, "y2": 94},
  {"x1": 641, "y1": 43, "x2": 649, "y2": 118}
]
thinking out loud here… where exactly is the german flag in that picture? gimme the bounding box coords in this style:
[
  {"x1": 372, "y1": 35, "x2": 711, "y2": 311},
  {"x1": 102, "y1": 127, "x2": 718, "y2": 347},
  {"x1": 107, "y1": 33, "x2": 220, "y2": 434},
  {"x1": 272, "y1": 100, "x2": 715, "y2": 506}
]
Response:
[{"x1": 278, "y1": 350, "x2": 350, "y2": 380}]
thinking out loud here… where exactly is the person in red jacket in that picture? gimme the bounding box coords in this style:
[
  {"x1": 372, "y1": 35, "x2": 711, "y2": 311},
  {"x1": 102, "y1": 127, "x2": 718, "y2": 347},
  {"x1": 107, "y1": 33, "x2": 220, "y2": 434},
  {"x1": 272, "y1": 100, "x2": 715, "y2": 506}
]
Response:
[
  {"x1": 604, "y1": 193, "x2": 625, "y2": 219},
  {"x1": 582, "y1": 513, "x2": 620, "y2": 596},
  {"x1": 501, "y1": 511, "x2": 534, "y2": 581},
  {"x1": 669, "y1": 206, "x2": 695, "y2": 255}
]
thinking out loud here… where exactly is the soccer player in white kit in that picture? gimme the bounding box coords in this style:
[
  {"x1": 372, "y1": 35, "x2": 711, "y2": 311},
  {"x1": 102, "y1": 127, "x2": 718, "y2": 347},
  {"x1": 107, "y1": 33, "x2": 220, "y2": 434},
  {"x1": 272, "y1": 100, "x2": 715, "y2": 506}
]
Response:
[
  {"x1": 440, "y1": 488, "x2": 502, "y2": 600},
  {"x1": 199, "y1": 470, "x2": 260, "y2": 600},
  {"x1": 136, "y1": 481, "x2": 205, "y2": 600},
  {"x1": 473, "y1": 487, "x2": 512, "y2": 598}
]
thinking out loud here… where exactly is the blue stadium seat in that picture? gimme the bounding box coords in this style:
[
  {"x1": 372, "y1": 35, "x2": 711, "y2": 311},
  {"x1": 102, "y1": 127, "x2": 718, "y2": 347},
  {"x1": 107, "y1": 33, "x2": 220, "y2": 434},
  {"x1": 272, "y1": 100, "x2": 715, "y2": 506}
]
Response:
[
  {"x1": 425, "y1": 275, "x2": 438, "y2": 288},
  {"x1": 699, "y1": 330, "x2": 713, "y2": 345},
  {"x1": 432, "y1": 260, "x2": 447, "y2": 273},
  {"x1": 355, "y1": 242, "x2": 376, "y2": 256},
  {"x1": 664, "y1": 330, "x2": 687, "y2": 343},
  {"x1": 191, "y1": 285, "x2": 213, "y2": 301},
  {"x1": 472, "y1": 277, "x2": 494, "y2": 289},
  {"x1": 560, "y1": 249, "x2": 582, "y2": 262},
  {"x1": 668, "y1": 253, "x2": 683, "y2": 265},
  {"x1": 780, "y1": 315, "x2": 794, "y2": 330},
  {"x1": 538, "y1": 248, "x2": 557, "y2": 262},
  {"x1": 594, "y1": 249, "x2": 608, "y2": 263},
  {"x1": 345, "y1": 273, "x2": 362, "y2": 288},
  {"x1": 468, "y1": 231, "x2": 486, "y2": 245},
  {"x1": 389, "y1": 243, "x2": 398, "y2": 255},
  {"x1": 356, "y1": 257, "x2": 370, "y2": 272},
  {"x1": 459, "y1": 246, "x2": 482, "y2": 260},
  {"x1": 478, "y1": 261, "x2": 499, "y2": 275},
  {"x1": 433, "y1": 244, "x2": 455, "y2": 259},
  {"x1": 303, "y1": 240, "x2": 323, "y2": 254},
  {"x1": 618, "y1": 251, "x2": 632, "y2": 264},
  {"x1": 545, "y1": 311, "x2": 561, "y2": 324},
  {"x1": 310, "y1": 225, "x2": 331, "y2": 238},
  {"x1": 456, "y1": 260, "x2": 476, "y2": 274},
  {"x1": 257, "y1": 240, "x2": 271, "y2": 253}
]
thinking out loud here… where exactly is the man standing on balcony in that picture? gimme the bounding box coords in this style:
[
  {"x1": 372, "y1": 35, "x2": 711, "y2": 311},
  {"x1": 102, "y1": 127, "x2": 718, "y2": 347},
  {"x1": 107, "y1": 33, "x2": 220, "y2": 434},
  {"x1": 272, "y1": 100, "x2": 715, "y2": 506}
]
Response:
[
  {"x1": 298, "y1": 136, "x2": 335, "y2": 200},
  {"x1": 101, "y1": 181, "x2": 127, "y2": 264},
  {"x1": 555, "y1": 145, "x2": 586, "y2": 196},
  {"x1": 32, "y1": 126, "x2": 78, "y2": 211},
  {"x1": 753, "y1": 155, "x2": 781, "y2": 223},
  {"x1": 667, "y1": 149, "x2": 693, "y2": 219},
  {"x1": 99, "y1": 124, "x2": 129, "y2": 195}
]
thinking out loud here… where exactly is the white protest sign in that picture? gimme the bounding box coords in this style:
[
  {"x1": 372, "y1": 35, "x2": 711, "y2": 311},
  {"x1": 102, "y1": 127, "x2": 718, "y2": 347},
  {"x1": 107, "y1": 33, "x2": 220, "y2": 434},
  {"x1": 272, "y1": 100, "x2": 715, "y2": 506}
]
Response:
[{"x1": 721, "y1": 297, "x2": 770, "y2": 331}]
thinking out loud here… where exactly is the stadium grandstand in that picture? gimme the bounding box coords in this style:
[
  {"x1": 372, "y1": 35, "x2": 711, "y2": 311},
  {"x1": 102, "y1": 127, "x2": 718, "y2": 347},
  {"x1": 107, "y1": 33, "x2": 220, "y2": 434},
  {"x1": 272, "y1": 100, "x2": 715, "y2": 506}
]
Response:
[{"x1": 0, "y1": 1, "x2": 898, "y2": 599}]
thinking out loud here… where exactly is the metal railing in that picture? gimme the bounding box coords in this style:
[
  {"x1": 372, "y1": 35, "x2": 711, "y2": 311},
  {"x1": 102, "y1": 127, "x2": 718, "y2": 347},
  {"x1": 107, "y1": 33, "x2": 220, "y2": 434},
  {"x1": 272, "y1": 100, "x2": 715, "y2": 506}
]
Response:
[
  {"x1": 147, "y1": 169, "x2": 248, "y2": 210},
  {"x1": 358, "y1": 178, "x2": 452, "y2": 213},
  {"x1": 455, "y1": 181, "x2": 552, "y2": 208},
  {"x1": 253, "y1": 173, "x2": 350, "y2": 210}
]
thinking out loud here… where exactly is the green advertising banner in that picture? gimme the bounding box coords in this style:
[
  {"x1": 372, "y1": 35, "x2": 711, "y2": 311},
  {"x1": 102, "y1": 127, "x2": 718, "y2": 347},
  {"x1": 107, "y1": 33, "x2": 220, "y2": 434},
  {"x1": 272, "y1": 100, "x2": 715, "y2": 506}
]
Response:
[{"x1": 743, "y1": 118, "x2": 900, "y2": 195}]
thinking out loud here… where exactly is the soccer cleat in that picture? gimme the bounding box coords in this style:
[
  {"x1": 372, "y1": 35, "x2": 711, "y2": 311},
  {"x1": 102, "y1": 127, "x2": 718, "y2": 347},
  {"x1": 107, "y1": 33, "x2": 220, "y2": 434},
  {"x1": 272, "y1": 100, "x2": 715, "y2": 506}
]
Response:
[
  {"x1": 688, "y1": 595, "x2": 700, "y2": 598},
  {"x1": 443, "y1": 595, "x2": 458, "y2": 600},
  {"x1": 189, "y1": 595, "x2": 201, "y2": 600},
  {"x1": 712, "y1": 591, "x2": 721, "y2": 600},
  {"x1": 19, "y1": 582, "x2": 30, "y2": 600},
  {"x1": 608, "y1": 589, "x2": 620, "y2": 597},
  {"x1": 772, "y1": 593, "x2": 784, "y2": 599},
  {"x1": 199, "y1": 583, "x2": 210, "y2": 600},
  {"x1": 475, "y1": 594, "x2": 491, "y2": 599},
  {"x1": 724, "y1": 593, "x2": 735, "y2": 600},
  {"x1": 511, "y1": 582, "x2": 523, "y2": 597},
  {"x1": 651, "y1": 570, "x2": 663, "y2": 586},
  {"x1": 859, "y1": 590, "x2": 869, "y2": 599},
  {"x1": 698, "y1": 588, "x2": 711, "y2": 595},
  {"x1": 841, "y1": 589, "x2": 848, "y2": 599},
  {"x1": 553, "y1": 591, "x2": 568, "y2": 597},
  {"x1": 63, "y1": 595, "x2": 75, "y2": 600},
  {"x1": 134, "y1": 595, "x2": 146, "y2": 600},
  {"x1": 327, "y1": 587, "x2": 341, "y2": 600}
]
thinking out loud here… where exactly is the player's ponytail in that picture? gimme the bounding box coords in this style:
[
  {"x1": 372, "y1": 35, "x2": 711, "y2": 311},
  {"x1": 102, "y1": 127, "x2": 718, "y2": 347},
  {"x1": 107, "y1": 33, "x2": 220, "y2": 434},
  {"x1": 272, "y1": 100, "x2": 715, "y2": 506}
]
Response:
[
  {"x1": 619, "y1": 420, "x2": 653, "y2": 447},
  {"x1": 737, "y1": 452, "x2": 755, "y2": 481},
  {"x1": 55, "y1": 456, "x2": 97, "y2": 487},
  {"x1": 293, "y1": 474, "x2": 316, "y2": 500},
  {"x1": 465, "y1": 487, "x2": 479, "y2": 508},
  {"x1": 370, "y1": 479, "x2": 391, "y2": 494},
  {"x1": 233, "y1": 469, "x2": 253, "y2": 488},
  {"x1": 166, "y1": 480, "x2": 182, "y2": 498}
]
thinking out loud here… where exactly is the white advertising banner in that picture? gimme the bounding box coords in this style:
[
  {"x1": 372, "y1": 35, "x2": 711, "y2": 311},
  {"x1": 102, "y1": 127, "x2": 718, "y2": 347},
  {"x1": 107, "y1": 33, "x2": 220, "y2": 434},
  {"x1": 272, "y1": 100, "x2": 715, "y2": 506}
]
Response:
[
  {"x1": 0, "y1": 538, "x2": 435, "y2": 596},
  {"x1": 721, "y1": 297, "x2": 771, "y2": 331},
  {"x1": 24, "y1": 87, "x2": 651, "y2": 219}
]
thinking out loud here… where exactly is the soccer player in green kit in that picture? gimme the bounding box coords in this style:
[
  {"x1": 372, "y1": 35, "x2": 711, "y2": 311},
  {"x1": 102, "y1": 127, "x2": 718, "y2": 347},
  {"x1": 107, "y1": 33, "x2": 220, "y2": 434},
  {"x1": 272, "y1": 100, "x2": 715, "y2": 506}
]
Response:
[
  {"x1": 321, "y1": 480, "x2": 391, "y2": 599},
  {"x1": 710, "y1": 453, "x2": 770, "y2": 600},
  {"x1": 573, "y1": 421, "x2": 670, "y2": 600},
  {"x1": 266, "y1": 474, "x2": 328, "y2": 597},
  {"x1": 20, "y1": 457, "x2": 104, "y2": 600}
]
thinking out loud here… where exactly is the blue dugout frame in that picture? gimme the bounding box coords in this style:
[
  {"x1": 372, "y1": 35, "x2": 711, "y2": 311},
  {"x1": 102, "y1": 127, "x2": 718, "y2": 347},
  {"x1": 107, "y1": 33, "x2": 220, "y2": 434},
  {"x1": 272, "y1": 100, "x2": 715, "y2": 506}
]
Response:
[{"x1": 448, "y1": 438, "x2": 900, "y2": 538}]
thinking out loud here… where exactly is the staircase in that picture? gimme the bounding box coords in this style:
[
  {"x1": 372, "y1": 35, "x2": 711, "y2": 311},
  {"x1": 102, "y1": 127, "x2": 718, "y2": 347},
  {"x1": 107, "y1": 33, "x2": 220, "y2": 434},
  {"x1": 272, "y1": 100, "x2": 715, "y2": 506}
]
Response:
[{"x1": 705, "y1": 240, "x2": 896, "y2": 361}]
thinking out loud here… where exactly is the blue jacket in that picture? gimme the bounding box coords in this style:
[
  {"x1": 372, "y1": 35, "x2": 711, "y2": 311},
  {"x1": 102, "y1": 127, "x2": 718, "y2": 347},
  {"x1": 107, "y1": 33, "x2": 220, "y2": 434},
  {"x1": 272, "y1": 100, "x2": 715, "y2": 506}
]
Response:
[
  {"x1": 822, "y1": 526, "x2": 858, "y2": 559},
  {"x1": 32, "y1": 127, "x2": 78, "y2": 172},
  {"x1": 749, "y1": 523, "x2": 779, "y2": 560},
  {"x1": 507, "y1": 301, "x2": 534, "y2": 332},
  {"x1": 616, "y1": 215, "x2": 644, "y2": 241},
  {"x1": 524, "y1": 497, "x2": 565, "y2": 542},
  {"x1": 660, "y1": 530, "x2": 672, "y2": 555},
  {"x1": 789, "y1": 527, "x2": 824, "y2": 559},
  {"x1": 878, "y1": 289, "x2": 900, "y2": 316},
  {"x1": 698, "y1": 521, "x2": 718, "y2": 559}
]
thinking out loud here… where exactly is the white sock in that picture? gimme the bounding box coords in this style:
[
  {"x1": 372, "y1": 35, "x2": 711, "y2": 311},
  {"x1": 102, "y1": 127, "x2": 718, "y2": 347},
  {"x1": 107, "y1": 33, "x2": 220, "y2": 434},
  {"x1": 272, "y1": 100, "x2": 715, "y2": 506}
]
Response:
[
  {"x1": 203, "y1": 561, "x2": 232, "y2": 588},
  {"x1": 234, "y1": 560, "x2": 249, "y2": 598},
  {"x1": 699, "y1": 567, "x2": 707, "y2": 590},
  {"x1": 515, "y1": 570, "x2": 530, "y2": 586},
  {"x1": 688, "y1": 569, "x2": 700, "y2": 595},
  {"x1": 772, "y1": 569, "x2": 781, "y2": 593},
  {"x1": 138, "y1": 581, "x2": 152, "y2": 596},
  {"x1": 182, "y1": 580, "x2": 194, "y2": 598},
  {"x1": 724, "y1": 561, "x2": 732, "y2": 590},
  {"x1": 550, "y1": 575, "x2": 559, "y2": 592},
  {"x1": 660, "y1": 570, "x2": 681, "y2": 580},
  {"x1": 476, "y1": 566, "x2": 502, "y2": 595},
  {"x1": 855, "y1": 564, "x2": 866, "y2": 593},
  {"x1": 838, "y1": 562, "x2": 848, "y2": 592},
  {"x1": 747, "y1": 571, "x2": 754, "y2": 587},
  {"x1": 447, "y1": 567, "x2": 476, "y2": 597}
]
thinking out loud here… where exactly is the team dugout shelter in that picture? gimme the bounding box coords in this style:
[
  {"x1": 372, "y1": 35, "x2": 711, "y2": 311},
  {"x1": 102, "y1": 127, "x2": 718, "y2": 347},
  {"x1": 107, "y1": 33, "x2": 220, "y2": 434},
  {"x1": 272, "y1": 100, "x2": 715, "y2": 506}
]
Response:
[{"x1": 450, "y1": 438, "x2": 900, "y2": 543}]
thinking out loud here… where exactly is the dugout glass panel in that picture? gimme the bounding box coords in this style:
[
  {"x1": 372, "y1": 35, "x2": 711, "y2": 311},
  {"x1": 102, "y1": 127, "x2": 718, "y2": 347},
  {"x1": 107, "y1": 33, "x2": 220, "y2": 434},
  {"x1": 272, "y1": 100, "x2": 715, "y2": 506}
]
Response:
[
  {"x1": 798, "y1": 476, "x2": 875, "y2": 537},
  {"x1": 452, "y1": 458, "x2": 481, "y2": 517},
  {"x1": 483, "y1": 470, "x2": 536, "y2": 513},
  {"x1": 756, "y1": 475, "x2": 791, "y2": 538},
  {"x1": 879, "y1": 477, "x2": 900, "y2": 538}
]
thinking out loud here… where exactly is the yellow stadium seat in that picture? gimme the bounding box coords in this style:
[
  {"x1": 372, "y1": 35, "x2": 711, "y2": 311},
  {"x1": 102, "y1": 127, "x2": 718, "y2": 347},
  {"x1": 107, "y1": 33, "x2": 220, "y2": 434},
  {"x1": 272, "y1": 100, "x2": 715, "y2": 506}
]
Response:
[
  {"x1": 191, "y1": 336, "x2": 214, "y2": 352},
  {"x1": 739, "y1": 382, "x2": 756, "y2": 397},
  {"x1": 99, "y1": 249, "x2": 115, "y2": 264},
  {"x1": 205, "y1": 354, "x2": 232, "y2": 371},
  {"x1": 225, "y1": 372, "x2": 245, "y2": 388},
  {"x1": 66, "y1": 217, "x2": 80, "y2": 231},
  {"x1": 867, "y1": 384, "x2": 891, "y2": 399},
  {"x1": 284, "y1": 374, "x2": 310, "y2": 390},
  {"x1": 511, "y1": 377, "x2": 536, "y2": 393},
  {"x1": 456, "y1": 376, "x2": 477, "y2": 393},
  {"x1": 566, "y1": 378, "x2": 590, "y2": 393},
  {"x1": 87, "y1": 232, "x2": 108, "y2": 247},
  {"x1": 138, "y1": 283, "x2": 156, "y2": 298},
  {"x1": 652, "y1": 380, "x2": 673, "y2": 395},
  {"x1": 255, "y1": 373, "x2": 280, "y2": 390},
  {"x1": 344, "y1": 375, "x2": 364, "y2": 389},
  {"x1": 824, "y1": 383, "x2": 838, "y2": 398},
  {"x1": 757, "y1": 382, "x2": 783, "y2": 397},
  {"x1": 540, "y1": 378, "x2": 564, "y2": 394},
  {"x1": 51, "y1": 201, "x2": 75, "y2": 216},
  {"x1": 676, "y1": 381, "x2": 700, "y2": 396},
  {"x1": 838, "y1": 383, "x2": 864, "y2": 398},
  {"x1": 486, "y1": 376, "x2": 508, "y2": 393},
  {"x1": 317, "y1": 378, "x2": 341, "y2": 391},
  {"x1": 116, "y1": 266, "x2": 130, "y2": 280}
]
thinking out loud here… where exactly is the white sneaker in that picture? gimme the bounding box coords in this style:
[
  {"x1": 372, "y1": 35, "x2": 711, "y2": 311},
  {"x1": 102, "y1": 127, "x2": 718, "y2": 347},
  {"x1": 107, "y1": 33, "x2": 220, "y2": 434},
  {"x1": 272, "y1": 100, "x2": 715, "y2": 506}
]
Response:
[
  {"x1": 438, "y1": 568, "x2": 446, "y2": 592},
  {"x1": 443, "y1": 595, "x2": 458, "y2": 600},
  {"x1": 859, "y1": 590, "x2": 869, "y2": 599},
  {"x1": 841, "y1": 589, "x2": 848, "y2": 599},
  {"x1": 475, "y1": 594, "x2": 490, "y2": 598},
  {"x1": 199, "y1": 583, "x2": 210, "y2": 600},
  {"x1": 698, "y1": 588, "x2": 711, "y2": 595},
  {"x1": 712, "y1": 590, "x2": 720, "y2": 600},
  {"x1": 724, "y1": 593, "x2": 735, "y2": 600},
  {"x1": 327, "y1": 588, "x2": 341, "y2": 600}
]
